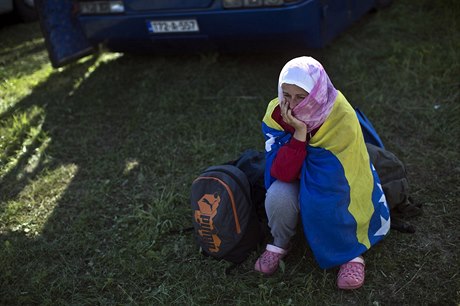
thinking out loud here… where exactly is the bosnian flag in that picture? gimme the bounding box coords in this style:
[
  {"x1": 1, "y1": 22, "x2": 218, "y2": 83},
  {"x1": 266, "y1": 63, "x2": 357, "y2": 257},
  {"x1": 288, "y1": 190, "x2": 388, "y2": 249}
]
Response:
[{"x1": 263, "y1": 92, "x2": 390, "y2": 269}]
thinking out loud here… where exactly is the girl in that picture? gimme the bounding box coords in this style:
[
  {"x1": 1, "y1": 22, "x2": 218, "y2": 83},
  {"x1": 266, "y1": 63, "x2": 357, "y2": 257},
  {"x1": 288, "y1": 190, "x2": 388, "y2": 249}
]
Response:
[{"x1": 255, "y1": 56, "x2": 390, "y2": 290}]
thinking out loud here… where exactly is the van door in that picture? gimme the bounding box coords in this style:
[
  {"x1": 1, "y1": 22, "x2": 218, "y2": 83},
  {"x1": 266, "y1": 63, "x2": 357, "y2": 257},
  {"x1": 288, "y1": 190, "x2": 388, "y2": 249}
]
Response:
[{"x1": 35, "y1": 0, "x2": 94, "y2": 68}]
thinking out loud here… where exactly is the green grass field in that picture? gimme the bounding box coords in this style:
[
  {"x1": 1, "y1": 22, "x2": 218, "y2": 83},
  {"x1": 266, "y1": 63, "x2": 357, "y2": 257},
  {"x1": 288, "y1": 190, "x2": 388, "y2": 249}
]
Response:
[{"x1": 1, "y1": 0, "x2": 459, "y2": 304}]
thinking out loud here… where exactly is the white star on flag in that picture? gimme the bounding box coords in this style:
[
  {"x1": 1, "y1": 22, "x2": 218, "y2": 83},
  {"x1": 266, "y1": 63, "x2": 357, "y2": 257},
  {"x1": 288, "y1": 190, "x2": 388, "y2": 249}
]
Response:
[
  {"x1": 377, "y1": 183, "x2": 389, "y2": 209},
  {"x1": 374, "y1": 215, "x2": 391, "y2": 236},
  {"x1": 265, "y1": 133, "x2": 275, "y2": 152}
]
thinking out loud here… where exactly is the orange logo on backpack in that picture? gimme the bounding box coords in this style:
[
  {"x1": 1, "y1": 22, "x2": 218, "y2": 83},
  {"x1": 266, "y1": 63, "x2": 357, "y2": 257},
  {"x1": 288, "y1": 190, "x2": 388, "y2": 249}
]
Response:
[{"x1": 194, "y1": 193, "x2": 222, "y2": 253}]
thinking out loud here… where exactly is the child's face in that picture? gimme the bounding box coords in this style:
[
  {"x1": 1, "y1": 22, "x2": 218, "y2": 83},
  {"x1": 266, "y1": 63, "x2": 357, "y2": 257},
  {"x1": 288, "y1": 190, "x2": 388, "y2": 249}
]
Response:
[{"x1": 281, "y1": 83, "x2": 309, "y2": 109}]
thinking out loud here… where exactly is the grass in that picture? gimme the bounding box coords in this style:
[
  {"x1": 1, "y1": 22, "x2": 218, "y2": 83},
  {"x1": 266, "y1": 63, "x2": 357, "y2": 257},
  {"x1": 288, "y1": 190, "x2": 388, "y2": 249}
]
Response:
[{"x1": 0, "y1": 0, "x2": 459, "y2": 304}]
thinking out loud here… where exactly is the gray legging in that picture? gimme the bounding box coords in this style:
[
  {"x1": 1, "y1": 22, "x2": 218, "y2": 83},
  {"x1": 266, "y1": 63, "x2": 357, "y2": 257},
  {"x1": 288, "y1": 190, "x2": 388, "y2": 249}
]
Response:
[{"x1": 265, "y1": 180, "x2": 300, "y2": 249}]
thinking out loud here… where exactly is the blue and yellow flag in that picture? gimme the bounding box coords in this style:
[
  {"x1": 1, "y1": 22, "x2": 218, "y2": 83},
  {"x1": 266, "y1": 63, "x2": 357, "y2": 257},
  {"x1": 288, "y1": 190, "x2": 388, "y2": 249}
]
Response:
[{"x1": 262, "y1": 92, "x2": 390, "y2": 269}]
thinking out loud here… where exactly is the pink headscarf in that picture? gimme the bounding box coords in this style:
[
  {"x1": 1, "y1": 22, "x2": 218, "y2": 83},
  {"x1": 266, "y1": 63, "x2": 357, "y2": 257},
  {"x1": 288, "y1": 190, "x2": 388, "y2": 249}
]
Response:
[{"x1": 278, "y1": 56, "x2": 338, "y2": 132}]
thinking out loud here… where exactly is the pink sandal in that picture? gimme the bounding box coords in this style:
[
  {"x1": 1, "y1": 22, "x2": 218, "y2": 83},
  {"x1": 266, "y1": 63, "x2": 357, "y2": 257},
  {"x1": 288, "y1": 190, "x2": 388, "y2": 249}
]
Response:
[
  {"x1": 337, "y1": 256, "x2": 365, "y2": 290},
  {"x1": 254, "y1": 244, "x2": 288, "y2": 276}
]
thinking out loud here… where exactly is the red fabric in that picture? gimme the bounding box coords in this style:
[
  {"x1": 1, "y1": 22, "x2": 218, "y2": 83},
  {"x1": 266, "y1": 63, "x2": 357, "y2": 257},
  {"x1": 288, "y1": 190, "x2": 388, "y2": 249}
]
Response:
[{"x1": 270, "y1": 105, "x2": 319, "y2": 182}]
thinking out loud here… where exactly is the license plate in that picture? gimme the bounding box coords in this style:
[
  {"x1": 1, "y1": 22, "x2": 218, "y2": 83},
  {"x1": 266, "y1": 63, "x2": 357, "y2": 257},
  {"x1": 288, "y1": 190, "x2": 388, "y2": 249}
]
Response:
[{"x1": 148, "y1": 19, "x2": 199, "y2": 33}]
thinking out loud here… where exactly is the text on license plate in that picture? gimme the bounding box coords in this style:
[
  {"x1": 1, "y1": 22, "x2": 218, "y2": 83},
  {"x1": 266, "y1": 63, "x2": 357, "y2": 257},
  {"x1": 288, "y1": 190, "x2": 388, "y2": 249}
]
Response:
[{"x1": 148, "y1": 20, "x2": 199, "y2": 33}]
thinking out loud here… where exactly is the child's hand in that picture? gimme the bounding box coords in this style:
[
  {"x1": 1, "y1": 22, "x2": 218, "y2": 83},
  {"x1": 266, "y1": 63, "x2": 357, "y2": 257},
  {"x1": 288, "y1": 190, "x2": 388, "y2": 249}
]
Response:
[{"x1": 280, "y1": 100, "x2": 307, "y2": 141}]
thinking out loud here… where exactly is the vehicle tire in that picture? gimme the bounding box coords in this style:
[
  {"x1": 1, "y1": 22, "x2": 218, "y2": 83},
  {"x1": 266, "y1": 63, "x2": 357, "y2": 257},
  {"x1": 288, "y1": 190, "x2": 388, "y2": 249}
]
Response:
[
  {"x1": 374, "y1": 0, "x2": 393, "y2": 9},
  {"x1": 14, "y1": 0, "x2": 37, "y2": 22}
]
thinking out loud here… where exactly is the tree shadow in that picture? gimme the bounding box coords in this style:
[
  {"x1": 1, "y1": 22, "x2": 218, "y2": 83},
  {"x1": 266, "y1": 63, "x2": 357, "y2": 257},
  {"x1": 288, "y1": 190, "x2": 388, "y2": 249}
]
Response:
[
  {"x1": 0, "y1": 43, "x2": 290, "y2": 302},
  {"x1": 0, "y1": 57, "x2": 99, "y2": 205},
  {"x1": 0, "y1": 50, "x2": 184, "y2": 302}
]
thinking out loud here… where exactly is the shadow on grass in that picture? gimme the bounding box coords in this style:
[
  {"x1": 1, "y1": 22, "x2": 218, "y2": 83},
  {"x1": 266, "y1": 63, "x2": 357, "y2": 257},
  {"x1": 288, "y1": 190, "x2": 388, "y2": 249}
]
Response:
[
  {"x1": 0, "y1": 46, "x2": 298, "y2": 303},
  {"x1": 0, "y1": 55, "x2": 168, "y2": 303}
]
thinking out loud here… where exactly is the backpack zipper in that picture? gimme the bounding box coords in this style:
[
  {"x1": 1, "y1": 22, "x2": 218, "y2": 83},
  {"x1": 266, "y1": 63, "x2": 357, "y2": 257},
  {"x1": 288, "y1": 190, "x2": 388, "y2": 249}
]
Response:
[{"x1": 209, "y1": 167, "x2": 252, "y2": 207}]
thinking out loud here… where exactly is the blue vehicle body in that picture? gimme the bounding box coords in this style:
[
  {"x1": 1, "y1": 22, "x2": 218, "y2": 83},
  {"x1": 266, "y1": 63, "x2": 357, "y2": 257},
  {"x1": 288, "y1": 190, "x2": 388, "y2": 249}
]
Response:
[
  {"x1": 36, "y1": 0, "x2": 381, "y2": 67},
  {"x1": 0, "y1": 0, "x2": 37, "y2": 22}
]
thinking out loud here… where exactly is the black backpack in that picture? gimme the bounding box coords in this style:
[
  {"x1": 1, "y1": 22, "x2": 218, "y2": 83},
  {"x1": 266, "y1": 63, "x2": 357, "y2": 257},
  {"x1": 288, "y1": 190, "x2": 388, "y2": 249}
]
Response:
[
  {"x1": 190, "y1": 150, "x2": 267, "y2": 264},
  {"x1": 356, "y1": 108, "x2": 422, "y2": 232},
  {"x1": 366, "y1": 143, "x2": 422, "y2": 233}
]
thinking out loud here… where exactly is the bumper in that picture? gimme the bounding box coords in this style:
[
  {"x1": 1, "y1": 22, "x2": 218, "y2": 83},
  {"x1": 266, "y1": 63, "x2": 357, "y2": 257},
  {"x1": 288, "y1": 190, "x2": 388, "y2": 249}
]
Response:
[{"x1": 77, "y1": 0, "x2": 328, "y2": 52}]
